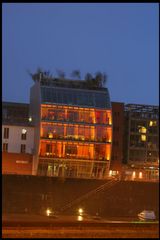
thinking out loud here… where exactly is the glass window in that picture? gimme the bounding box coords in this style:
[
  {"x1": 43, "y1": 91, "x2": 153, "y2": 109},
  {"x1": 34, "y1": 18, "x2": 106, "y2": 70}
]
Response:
[
  {"x1": 4, "y1": 128, "x2": 9, "y2": 139},
  {"x1": 21, "y1": 144, "x2": 26, "y2": 153},
  {"x1": 21, "y1": 129, "x2": 27, "y2": 140},
  {"x1": 3, "y1": 143, "x2": 8, "y2": 152}
]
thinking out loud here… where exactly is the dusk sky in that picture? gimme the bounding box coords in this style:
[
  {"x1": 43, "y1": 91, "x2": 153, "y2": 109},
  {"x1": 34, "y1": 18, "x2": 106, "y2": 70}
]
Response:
[{"x1": 2, "y1": 3, "x2": 159, "y2": 105}]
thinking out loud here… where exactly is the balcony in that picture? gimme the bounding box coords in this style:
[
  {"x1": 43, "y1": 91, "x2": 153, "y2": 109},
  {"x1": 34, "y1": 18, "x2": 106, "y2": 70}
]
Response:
[{"x1": 40, "y1": 134, "x2": 111, "y2": 144}]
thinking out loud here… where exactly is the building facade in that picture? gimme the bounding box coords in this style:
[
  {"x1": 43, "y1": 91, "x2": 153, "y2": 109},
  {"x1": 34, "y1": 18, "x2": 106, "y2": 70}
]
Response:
[
  {"x1": 109, "y1": 102, "x2": 124, "y2": 177},
  {"x1": 2, "y1": 102, "x2": 34, "y2": 175},
  {"x1": 123, "y1": 104, "x2": 159, "y2": 181},
  {"x1": 2, "y1": 79, "x2": 159, "y2": 181},
  {"x1": 29, "y1": 72, "x2": 112, "y2": 179}
]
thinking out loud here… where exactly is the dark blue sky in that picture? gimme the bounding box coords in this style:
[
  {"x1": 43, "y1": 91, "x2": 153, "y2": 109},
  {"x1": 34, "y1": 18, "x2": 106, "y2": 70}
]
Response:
[{"x1": 2, "y1": 3, "x2": 159, "y2": 105}]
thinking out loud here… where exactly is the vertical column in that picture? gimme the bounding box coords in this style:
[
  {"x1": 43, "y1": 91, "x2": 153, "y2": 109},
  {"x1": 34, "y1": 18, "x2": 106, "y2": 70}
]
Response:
[
  {"x1": 64, "y1": 124, "x2": 67, "y2": 138},
  {"x1": 64, "y1": 108, "x2": 68, "y2": 121},
  {"x1": 91, "y1": 126, "x2": 95, "y2": 141},
  {"x1": 74, "y1": 125, "x2": 78, "y2": 138},
  {"x1": 90, "y1": 144, "x2": 94, "y2": 159},
  {"x1": 62, "y1": 142, "x2": 66, "y2": 157}
]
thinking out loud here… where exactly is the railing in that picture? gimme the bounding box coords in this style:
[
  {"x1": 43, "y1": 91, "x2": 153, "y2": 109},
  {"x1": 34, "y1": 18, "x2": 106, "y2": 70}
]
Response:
[
  {"x1": 41, "y1": 136, "x2": 111, "y2": 143},
  {"x1": 58, "y1": 178, "x2": 120, "y2": 213}
]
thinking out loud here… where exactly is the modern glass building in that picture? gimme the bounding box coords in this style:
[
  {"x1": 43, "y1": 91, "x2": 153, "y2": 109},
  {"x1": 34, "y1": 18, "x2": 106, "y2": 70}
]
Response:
[{"x1": 30, "y1": 72, "x2": 112, "y2": 179}]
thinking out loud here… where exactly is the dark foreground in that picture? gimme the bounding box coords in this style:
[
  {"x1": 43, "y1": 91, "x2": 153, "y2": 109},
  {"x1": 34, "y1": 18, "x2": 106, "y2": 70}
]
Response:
[{"x1": 2, "y1": 214, "x2": 159, "y2": 238}]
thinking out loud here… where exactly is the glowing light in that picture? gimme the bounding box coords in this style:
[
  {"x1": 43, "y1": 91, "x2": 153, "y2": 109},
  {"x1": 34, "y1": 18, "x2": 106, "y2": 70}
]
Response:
[
  {"x1": 78, "y1": 208, "x2": 83, "y2": 215},
  {"x1": 139, "y1": 126, "x2": 147, "y2": 134},
  {"x1": 22, "y1": 129, "x2": 27, "y2": 134},
  {"x1": 109, "y1": 170, "x2": 112, "y2": 176},
  {"x1": 46, "y1": 208, "x2": 51, "y2": 216},
  {"x1": 149, "y1": 121, "x2": 153, "y2": 126},
  {"x1": 132, "y1": 171, "x2": 136, "y2": 178},
  {"x1": 139, "y1": 172, "x2": 142, "y2": 179},
  {"x1": 29, "y1": 117, "x2": 32, "y2": 122},
  {"x1": 141, "y1": 135, "x2": 146, "y2": 141},
  {"x1": 77, "y1": 215, "x2": 83, "y2": 221},
  {"x1": 48, "y1": 133, "x2": 53, "y2": 138}
]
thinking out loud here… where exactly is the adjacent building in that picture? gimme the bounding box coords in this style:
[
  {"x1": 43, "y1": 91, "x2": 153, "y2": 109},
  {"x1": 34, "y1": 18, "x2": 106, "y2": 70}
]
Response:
[
  {"x1": 109, "y1": 102, "x2": 124, "y2": 176},
  {"x1": 2, "y1": 102, "x2": 34, "y2": 175},
  {"x1": 123, "y1": 104, "x2": 159, "y2": 181}
]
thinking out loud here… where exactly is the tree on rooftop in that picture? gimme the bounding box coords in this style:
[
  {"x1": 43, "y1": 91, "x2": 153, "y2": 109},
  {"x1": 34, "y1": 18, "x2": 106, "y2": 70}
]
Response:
[
  {"x1": 56, "y1": 69, "x2": 65, "y2": 78},
  {"x1": 71, "y1": 70, "x2": 81, "y2": 79}
]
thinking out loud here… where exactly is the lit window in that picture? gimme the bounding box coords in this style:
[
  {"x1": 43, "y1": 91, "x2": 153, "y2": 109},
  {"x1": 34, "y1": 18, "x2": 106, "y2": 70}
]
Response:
[
  {"x1": 21, "y1": 129, "x2": 27, "y2": 140},
  {"x1": 149, "y1": 121, "x2": 157, "y2": 126},
  {"x1": 141, "y1": 135, "x2": 146, "y2": 141},
  {"x1": 139, "y1": 126, "x2": 146, "y2": 133},
  {"x1": 149, "y1": 121, "x2": 153, "y2": 126},
  {"x1": 139, "y1": 172, "x2": 142, "y2": 179},
  {"x1": 132, "y1": 171, "x2": 136, "y2": 178},
  {"x1": 48, "y1": 133, "x2": 53, "y2": 139}
]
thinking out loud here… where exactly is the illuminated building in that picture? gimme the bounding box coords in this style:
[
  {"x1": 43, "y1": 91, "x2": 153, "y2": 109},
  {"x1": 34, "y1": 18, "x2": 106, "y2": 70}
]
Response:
[
  {"x1": 29, "y1": 71, "x2": 112, "y2": 179},
  {"x1": 123, "y1": 104, "x2": 159, "y2": 180}
]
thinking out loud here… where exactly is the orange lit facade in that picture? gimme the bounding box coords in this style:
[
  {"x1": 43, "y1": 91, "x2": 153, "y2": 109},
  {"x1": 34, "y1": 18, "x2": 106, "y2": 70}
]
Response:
[{"x1": 30, "y1": 75, "x2": 112, "y2": 179}]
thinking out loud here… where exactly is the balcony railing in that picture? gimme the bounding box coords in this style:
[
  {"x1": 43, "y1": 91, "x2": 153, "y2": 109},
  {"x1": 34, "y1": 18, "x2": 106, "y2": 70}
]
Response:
[
  {"x1": 40, "y1": 135, "x2": 111, "y2": 143},
  {"x1": 41, "y1": 117, "x2": 111, "y2": 126},
  {"x1": 39, "y1": 154, "x2": 108, "y2": 162}
]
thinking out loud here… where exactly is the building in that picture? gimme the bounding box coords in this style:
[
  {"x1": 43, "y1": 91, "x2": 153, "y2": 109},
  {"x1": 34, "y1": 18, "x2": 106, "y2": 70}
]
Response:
[
  {"x1": 109, "y1": 102, "x2": 124, "y2": 177},
  {"x1": 2, "y1": 74, "x2": 159, "y2": 181},
  {"x1": 123, "y1": 104, "x2": 159, "y2": 181},
  {"x1": 29, "y1": 71, "x2": 112, "y2": 179},
  {"x1": 2, "y1": 102, "x2": 34, "y2": 175}
]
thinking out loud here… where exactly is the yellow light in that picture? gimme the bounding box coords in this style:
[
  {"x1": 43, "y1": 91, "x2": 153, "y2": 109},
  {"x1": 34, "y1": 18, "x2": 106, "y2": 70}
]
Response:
[
  {"x1": 139, "y1": 126, "x2": 146, "y2": 134},
  {"x1": 149, "y1": 121, "x2": 153, "y2": 126},
  {"x1": 77, "y1": 215, "x2": 83, "y2": 221},
  {"x1": 46, "y1": 208, "x2": 51, "y2": 216},
  {"x1": 141, "y1": 135, "x2": 146, "y2": 141},
  {"x1": 139, "y1": 172, "x2": 142, "y2": 179},
  {"x1": 132, "y1": 171, "x2": 136, "y2": 178},
  {"x1": 109, "y1": 170, "x2": 112, "y2": 176},
  {"x1": 78, "y1": 208, "x2": 83, "y2": 215},
  {"x1": 48, "y1": 133, "x2": 53, "y2": 138}
]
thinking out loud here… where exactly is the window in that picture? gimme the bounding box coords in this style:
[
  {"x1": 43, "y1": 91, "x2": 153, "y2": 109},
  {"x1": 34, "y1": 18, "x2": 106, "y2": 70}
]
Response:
[
  {"x1": 3, "y1": 143, "x2": 8, "y2": 152},
  {"x1": 141, "y1": 135, "x2": 146, "y2": 141},
  {"x1": 4, "y1": 128, "x2": 9, "y2": 139},
  {"x1": 21, "y1": 129, "x2": 27, "y2": 140},
  {"x1": 46, "y1": 144, "x2": 52, "y2": 153},
  {"x1": 21, "y1": 144, "x2": 26, "y2": 153}
]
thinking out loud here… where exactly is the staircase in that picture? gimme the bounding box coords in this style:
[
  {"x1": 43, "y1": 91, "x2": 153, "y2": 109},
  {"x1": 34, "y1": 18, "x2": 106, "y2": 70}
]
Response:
[{"x1": 58, "y1": 178, "x2": 120, "y2": 213}]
